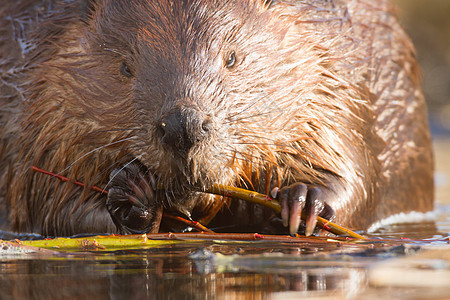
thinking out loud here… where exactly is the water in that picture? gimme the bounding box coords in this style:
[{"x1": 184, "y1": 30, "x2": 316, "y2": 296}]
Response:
[
  {"x1": 0, "y1": 208, "x2": 449, "y2": 300},
  {"x1": 0, "y1": 241, "x2": 416, "y2": 299}
]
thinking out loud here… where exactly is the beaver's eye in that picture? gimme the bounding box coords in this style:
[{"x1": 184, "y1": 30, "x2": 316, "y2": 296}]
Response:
[
  {"x1": 120, "y1": 61, "x2": 133, "y2": 78},
  {"x1": 224, "y1": 51, "x2": 236, "y2": 69}
]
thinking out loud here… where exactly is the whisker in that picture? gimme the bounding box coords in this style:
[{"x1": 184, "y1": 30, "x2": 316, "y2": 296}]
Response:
[
  {"x1": 231, "y1": 141, "x2": 285, "y2": 147},
  {"x1": 226, "y1": 93, "x2": 274, "y2": 120},
  {"x1": 80, "y1": 127, "x2": 144, "y2": 137},
  {"x1": 92, "y1": 151, "x2": 138, "y2": 182},
  {"x1": 225, "y1": 107, "x2": 288, "y2": 124},
  {"x1": 102, "y1": 155, "x2": 143, "y2": 193},
  {"x1": 58, "y1": 136, "x2": 138, "y2": 175}
]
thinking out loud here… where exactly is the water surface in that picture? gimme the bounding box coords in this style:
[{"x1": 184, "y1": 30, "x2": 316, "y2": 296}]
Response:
[{"x1": 1, "y1": 207, "x2": 449, "y2": 300}]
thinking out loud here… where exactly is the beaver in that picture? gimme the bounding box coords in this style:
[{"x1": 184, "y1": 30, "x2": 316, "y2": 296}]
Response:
[{"x1": 0, "y1": 0, "x2": 434, "y2": 236}]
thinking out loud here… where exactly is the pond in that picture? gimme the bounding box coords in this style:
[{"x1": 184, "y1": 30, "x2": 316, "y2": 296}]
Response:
[{"x1": 0, "y1": 220, "x2": 449, "y2": 299}]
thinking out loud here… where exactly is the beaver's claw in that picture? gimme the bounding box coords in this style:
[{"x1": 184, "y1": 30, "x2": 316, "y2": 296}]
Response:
[
  {"x1": 106, "y1": 162, "x2": 162, "y2": 234},
  {"x1": 272, "y1": 183, "x2": 335, "y2": 236}
]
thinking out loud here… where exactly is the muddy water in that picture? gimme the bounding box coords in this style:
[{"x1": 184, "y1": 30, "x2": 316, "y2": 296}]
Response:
[{"x1": 0, "y1": 139, "x2": 449, "y2": 300}]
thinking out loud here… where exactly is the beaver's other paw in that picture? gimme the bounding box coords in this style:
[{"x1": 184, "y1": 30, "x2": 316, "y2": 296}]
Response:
[
  {"x1": 272, "y1": 183, "x2": 335, "y2": 236},
  {"x1": 106, "y1": 162, "x2": 162, "y2": 234}
]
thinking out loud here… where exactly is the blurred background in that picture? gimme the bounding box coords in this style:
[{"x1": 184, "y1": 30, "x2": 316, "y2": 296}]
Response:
[{"x1": 394, "y1": 0, "x2": 450, "y2": 206}]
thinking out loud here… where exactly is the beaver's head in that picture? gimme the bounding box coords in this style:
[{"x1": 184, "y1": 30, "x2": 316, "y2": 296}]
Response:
[{"x1": 79, "y1": 0, "x2": 333, "y2": 200}]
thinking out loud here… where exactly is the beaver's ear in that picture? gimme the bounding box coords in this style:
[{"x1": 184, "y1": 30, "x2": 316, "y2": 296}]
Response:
[{"x1": 81, "y1": 0, "x2": 99, "y2": 22}]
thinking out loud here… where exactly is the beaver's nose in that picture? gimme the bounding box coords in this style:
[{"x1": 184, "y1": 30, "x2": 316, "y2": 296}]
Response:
[{"x1": 157, "y1": 108, "x2": 212, "y2": 154}]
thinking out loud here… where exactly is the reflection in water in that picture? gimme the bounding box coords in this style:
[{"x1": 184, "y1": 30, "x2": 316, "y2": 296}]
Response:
[
  {"x1": 0, "y1": 244, "x2": 369, "y2": 299},
  {"x1": 0, "y1": 206, "x2": 449, "y2": 299}
]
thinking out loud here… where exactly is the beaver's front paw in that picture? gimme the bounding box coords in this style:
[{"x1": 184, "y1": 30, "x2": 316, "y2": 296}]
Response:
[
  {"x1": 106, "y1": 162, "x2": 162, "y2": 234},
  {"x1": 272, "y1": 183, "x2": 335, "y2": 236}
]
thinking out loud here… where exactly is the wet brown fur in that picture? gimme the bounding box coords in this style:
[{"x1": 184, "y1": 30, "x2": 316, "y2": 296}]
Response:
[{"x1": 0, "y1": 0, "x2": 433, "y2": 236}]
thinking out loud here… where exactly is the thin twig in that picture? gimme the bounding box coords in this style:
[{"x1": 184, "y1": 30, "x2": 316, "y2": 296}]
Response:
[
  {"x1": 14, "y1": 232, "x2": 375, "y2": 251},
  {"x1": 30, "y1": 166, "x2": 214, "y2": 233},
  {"x1": 31, "y1": 166, "x2": 106, "y2": 194},
  {"x1": 164, "y1": 214, "x2": 215, "y2": 233}
]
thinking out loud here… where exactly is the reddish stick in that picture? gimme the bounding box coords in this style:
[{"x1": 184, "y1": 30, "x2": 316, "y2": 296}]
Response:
[{"x1": 30, "y1": 166, "x2": 214, "y2": 233}]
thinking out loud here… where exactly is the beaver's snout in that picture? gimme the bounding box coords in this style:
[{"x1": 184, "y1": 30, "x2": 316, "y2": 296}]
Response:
[{"x1": 157, "y1": 107, "x2": 213, "y2": 154}]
